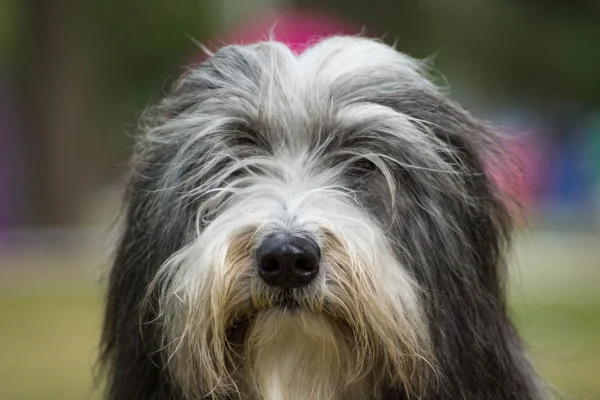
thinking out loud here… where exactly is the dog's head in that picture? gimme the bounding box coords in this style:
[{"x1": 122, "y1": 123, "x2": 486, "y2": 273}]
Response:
[{"x1": 104, "y1": 37, "x2": 542, "y2": 400}]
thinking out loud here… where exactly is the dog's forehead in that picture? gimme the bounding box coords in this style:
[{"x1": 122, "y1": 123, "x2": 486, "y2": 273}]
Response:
[{"x1": 202, "y1": 37, "x2": 434, "y2": 120}]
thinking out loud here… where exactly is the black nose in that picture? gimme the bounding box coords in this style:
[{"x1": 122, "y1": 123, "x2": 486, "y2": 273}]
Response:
[{"x1": 256, "y1": 234, "x2": 320, "y2": 288}]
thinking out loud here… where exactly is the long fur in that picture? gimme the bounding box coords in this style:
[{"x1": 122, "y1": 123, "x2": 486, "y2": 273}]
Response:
[{"x1": 101, "y1": 36, "x2": 551, "y2": 400}]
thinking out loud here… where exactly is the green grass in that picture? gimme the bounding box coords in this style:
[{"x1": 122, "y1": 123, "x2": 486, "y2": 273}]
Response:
[
  {"x1": 512, "y1": 300, "x2": 600, "y2": 399},
  {"x1": 0, "y1": 287, "x2": 102, "y2": 400},
  {"x1": 1, "y1": 286, "x2": 598, "y2": 399}
]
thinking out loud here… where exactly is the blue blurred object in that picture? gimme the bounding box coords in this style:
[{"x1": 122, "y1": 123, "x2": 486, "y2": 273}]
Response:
[
  {"x1": 545, "y1": 115, "x2": 597, "y2": 210},
  {"x1": 583, "y1": 114, "x2": 600, "y2": 186}
]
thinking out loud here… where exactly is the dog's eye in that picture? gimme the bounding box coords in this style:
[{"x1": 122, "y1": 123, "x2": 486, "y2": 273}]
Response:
[
  {"x1": 345, "y1": 158, "x2": 378, "y2": 178},
  {"x1": 230, "y1": 133, "x2": 256, "y2": 147},
  {"x1": 229, "y1": 124, "x2": 262, "y2": 149},
  {"x1": 355, "y1": 158, "x2": 377, "y2": 172}
]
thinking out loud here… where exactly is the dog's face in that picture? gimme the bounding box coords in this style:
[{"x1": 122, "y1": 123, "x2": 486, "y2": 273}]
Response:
[{"x1": 104, "y1": 37, "x2": 543, "y2": 400}]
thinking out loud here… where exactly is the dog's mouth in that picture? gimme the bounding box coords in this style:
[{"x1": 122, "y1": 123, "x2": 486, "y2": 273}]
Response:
[
  {"x1": 272, "y1": 296, "x2": 300, "y2": 309},
  {"x1": 274, "y1": 290, "x2": 311, "y2": 310},
  {"x1": 250, "y1": 285, "x2": 324, "y2": 312}
]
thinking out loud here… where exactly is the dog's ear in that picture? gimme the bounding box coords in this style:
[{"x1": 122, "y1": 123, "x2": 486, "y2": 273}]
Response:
[
  {"x1": 377, "y1": 88, "x2": 549, "y2": 399},
  {"x1": 100, "y1": 158, "x2": 190, "y2": 400}
]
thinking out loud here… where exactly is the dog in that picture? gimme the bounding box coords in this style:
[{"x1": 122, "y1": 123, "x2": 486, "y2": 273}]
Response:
[{"x1": 101, "y1": 36, "x2": 551, "y2": 400}]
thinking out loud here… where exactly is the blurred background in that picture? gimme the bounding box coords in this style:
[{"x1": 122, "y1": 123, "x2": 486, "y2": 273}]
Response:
[{"x1": 0, "y1": 0, "x2": 599, "y2": 399}]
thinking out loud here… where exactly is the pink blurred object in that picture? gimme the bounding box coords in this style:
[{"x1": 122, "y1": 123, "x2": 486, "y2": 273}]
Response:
[
  {"x1": 193, "y1": 9, "x2": 362, "y2": 63},
  {"x1": 492, "y1": 132, "x2": 549, "y2": 217}
]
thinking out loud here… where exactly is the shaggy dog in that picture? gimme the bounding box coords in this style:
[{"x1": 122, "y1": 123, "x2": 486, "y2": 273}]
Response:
[{"x1": 101, "y1": 36, "x2": 550, "y2": 400}]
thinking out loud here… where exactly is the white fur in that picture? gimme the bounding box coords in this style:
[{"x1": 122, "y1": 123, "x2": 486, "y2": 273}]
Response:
[{"x1": 142, "y1": 37, "x2": 443, "y2": 400}]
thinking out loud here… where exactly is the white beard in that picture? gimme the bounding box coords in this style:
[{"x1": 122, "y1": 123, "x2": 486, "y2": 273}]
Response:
[{"x1": 242, "y1": 310, "x2": 373, "y2": 400}]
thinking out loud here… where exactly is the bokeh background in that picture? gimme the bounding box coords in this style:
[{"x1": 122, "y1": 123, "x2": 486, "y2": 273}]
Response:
[{"x1": 1, "y1": 1, "x2": 599, "y2": 399}]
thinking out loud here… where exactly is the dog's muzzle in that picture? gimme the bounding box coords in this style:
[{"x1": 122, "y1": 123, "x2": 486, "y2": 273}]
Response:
[{"x1": 256, "y1": 234, "x2": 320, "y2": 288}]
